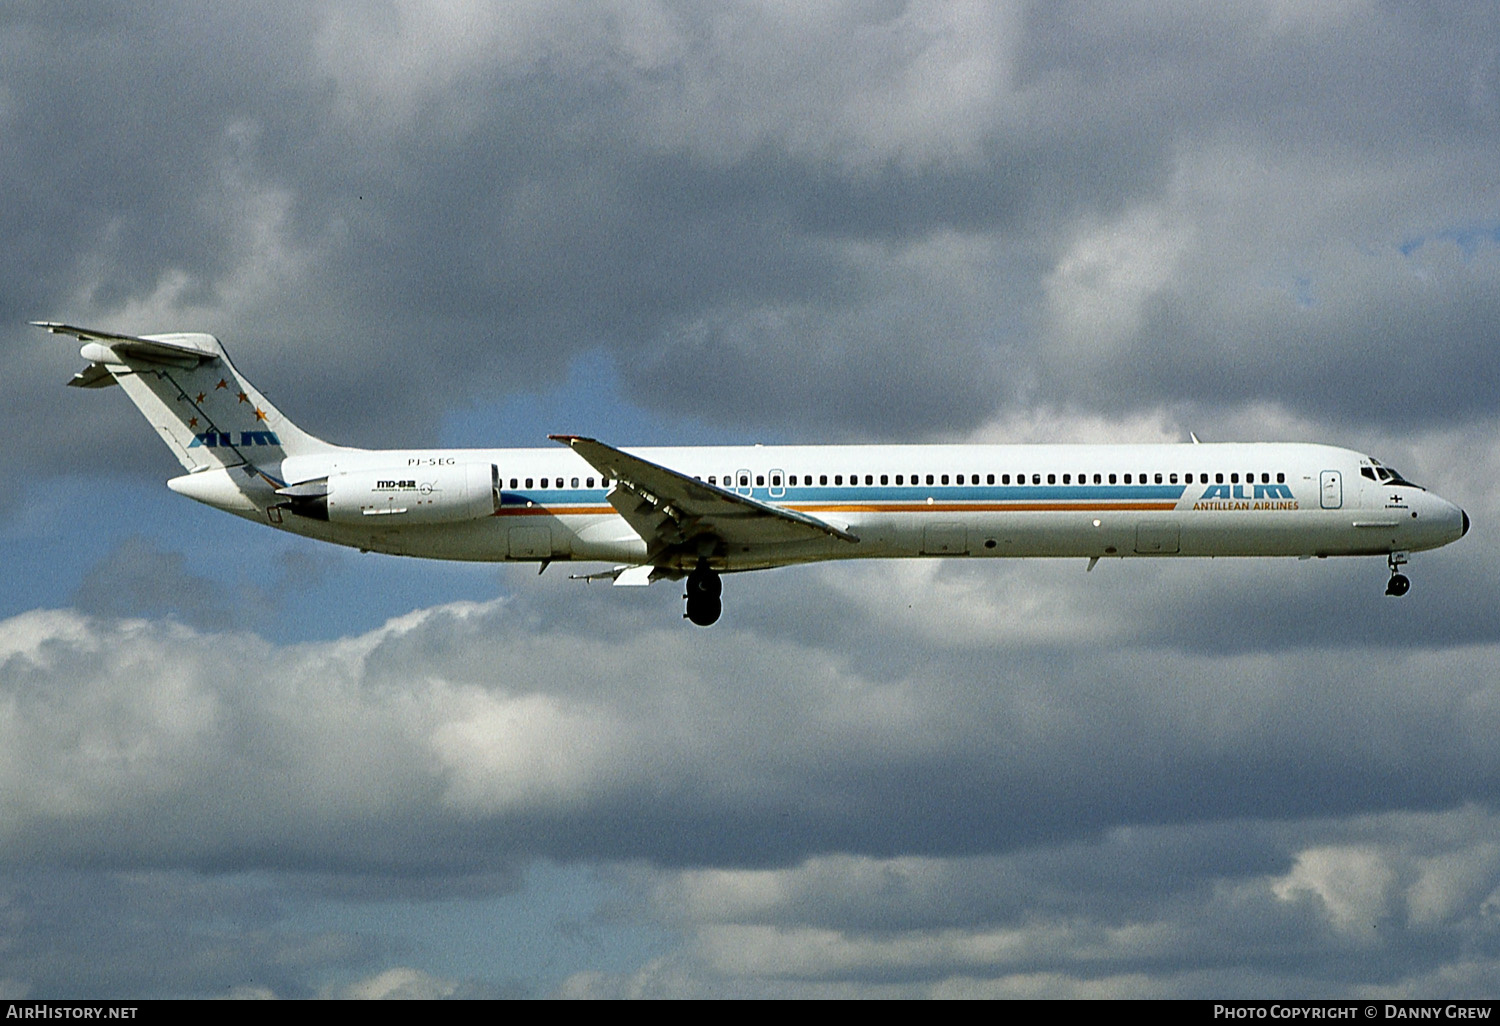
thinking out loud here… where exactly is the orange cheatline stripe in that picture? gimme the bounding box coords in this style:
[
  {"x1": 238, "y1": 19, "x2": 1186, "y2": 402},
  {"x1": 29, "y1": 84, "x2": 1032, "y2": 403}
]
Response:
[
  {"x1": 497, "y1": 501, "x2": 1181, "y2": 517},
  {"x1": 793, "y1": 502, "x2": 1181, "y2": 513}
]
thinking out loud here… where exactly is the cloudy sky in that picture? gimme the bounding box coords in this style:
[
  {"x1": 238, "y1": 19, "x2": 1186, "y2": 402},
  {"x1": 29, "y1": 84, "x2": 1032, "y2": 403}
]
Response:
[{"x1": 2, "y1": 0, "x2": 1499, "y2": 999}]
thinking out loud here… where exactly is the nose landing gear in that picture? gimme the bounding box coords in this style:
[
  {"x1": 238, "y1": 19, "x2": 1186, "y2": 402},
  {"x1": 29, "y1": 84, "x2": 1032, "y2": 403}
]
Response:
[
  {"x1": 1386, "y1": 551, "x2": 1411, "y2": 597},
  {"x1": 684, "y1": 561, "x2": 722, "y2": 626}
]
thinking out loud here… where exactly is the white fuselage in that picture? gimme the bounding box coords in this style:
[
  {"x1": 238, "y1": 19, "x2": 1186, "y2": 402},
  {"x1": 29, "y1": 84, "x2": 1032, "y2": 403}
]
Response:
[{"x1": 174, "y1": 441, "x2": 1468, "y2": 572}]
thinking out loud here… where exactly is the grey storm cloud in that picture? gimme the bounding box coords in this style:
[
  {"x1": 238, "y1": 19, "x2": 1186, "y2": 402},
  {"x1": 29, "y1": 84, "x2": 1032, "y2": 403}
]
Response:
[
  {"x1": 6, "y1": 566, "x2": 1498, "y2": 995},
  {"x1": 3, "y1": 558, "x2": 1496, "y2": 872},
  {"x1": 4, "y1": 0, "x2": 1500, "y2": 998},
  {"x1": 8, "y1": 1, "x2": 1497, "y2": 471}
]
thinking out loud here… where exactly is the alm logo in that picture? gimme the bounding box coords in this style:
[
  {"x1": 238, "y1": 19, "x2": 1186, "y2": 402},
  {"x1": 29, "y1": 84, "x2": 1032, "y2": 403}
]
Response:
[
  {"x1": 1201, "y1": 482, "x2": 1293, "y2": 500},
  {"x1": 189, "y1": 431, "x2": 282, "y2": 448}
]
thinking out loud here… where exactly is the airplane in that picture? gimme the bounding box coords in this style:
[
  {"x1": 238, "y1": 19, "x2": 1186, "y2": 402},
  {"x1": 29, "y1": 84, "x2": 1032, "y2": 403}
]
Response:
[{"x1": 36, "y1": 321, "x2": 1470, "y2": 626}]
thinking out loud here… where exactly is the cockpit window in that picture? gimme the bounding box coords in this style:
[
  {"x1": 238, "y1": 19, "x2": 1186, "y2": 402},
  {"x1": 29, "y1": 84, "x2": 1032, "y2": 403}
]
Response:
[{"x1": 1366, "y1": 459, "x2": 1422, "y2": 489}]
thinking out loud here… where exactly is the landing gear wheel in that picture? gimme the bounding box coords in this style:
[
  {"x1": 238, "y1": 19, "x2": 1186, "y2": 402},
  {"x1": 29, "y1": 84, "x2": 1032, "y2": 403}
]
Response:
[
  {"x1": 686, "y1": 563, "x2": 722, "y2": 599},
  {"x1": 685, "y1": 594, "x2": 722, "y2": 626},
  {"x1": 684, "y1": 562, "x2": 723, "y2": 626},
  {"x1": 1386, "y1": 551, "x2": 1411, "y2": 597}
]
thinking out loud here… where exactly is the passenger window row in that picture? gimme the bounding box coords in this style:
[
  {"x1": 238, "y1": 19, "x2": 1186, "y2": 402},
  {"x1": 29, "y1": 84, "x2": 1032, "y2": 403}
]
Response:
[
  {"x1": 506, "y1": 470, "x2": 1288, "y2": 492},
  {"x1": 509, "y1": 477, "x2": 608, "y2": 490},
  {"x1": 698, "y1": 471, "x2": 1288, "y2": 487}
]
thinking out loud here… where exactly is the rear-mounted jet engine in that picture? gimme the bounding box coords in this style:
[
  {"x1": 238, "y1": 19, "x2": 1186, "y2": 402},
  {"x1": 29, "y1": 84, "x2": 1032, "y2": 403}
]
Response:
[{"x1": 277, "y1": 463, "x2": 500, "y2": 524}]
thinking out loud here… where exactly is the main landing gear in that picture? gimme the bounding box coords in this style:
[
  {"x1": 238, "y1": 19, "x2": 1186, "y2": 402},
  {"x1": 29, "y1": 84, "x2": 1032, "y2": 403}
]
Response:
[
  {"x1": 1386, "y1": 551, "x2": 1411, "y2": 597},
  {"x1": 684, "y1": 561, "x2": 722, "y2": 626}
]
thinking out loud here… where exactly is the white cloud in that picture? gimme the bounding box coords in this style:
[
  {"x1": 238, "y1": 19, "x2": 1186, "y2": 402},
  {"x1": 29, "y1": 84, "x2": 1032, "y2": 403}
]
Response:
[
  {"x1": 628, "y1": 1, "x2": 1022, "y2": 172},
  {"x1": 1042, "y1": 204, "x2": 1195, "y2": 362},
  {"x1": 335, "y1": 966, "x2": 461, "y2": 1000},
  {"x1": 1273, "y1": 845, "x2": 1397, "y2": 938}
]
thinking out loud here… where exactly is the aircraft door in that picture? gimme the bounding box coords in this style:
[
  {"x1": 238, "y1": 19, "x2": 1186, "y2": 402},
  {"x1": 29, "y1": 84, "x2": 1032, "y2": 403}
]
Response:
[
  {"x1": 922, "y1": 523, "x2": 968, "y2": 555},
  {"x1": 1320, "y1": 470, "x2": 1342, "y2": 509},
  {"x1": 1135, "y1": 522, "x2": 1180, "y2": 554},
  {"x1": 769, "y1": 469, "x2": 786, "y2": 499},
  {"x1": 735, "y1": 468, "x2": 753, "y2": 497}
]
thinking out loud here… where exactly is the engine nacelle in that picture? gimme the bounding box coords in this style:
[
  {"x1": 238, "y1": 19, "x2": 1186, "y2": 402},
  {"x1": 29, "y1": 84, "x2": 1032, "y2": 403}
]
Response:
[{"x1": 279, "y1": 464, "x2": 500, "y2": 525}]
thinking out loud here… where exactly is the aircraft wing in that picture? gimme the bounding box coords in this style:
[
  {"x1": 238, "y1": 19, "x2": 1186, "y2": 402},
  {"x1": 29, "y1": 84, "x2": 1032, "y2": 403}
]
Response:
[
  {"x1": 32, "y1": 321, "x2": 220, "y2": 370},
  {"x1": 550, "y1": 434, "x2": 859, "y2": 560}
]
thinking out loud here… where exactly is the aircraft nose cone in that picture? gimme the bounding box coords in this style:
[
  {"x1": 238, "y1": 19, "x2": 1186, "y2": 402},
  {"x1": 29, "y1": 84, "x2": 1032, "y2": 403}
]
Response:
[{"x1": 1462, "y1": 509, "x2": 1470, "y2": 537}]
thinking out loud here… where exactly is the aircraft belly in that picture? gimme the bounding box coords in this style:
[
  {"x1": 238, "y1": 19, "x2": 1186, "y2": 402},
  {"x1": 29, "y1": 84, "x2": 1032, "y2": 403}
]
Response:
[
  {"x1": 1178, "y1": 510, "x2": 1380, "y2": 557},
  {"x1": 359, "y1": 519, "x2": 511, "y2": 561},
  {"x1": 568, "y1": 515, "x2": 649, "y2": 563},
  {"x1": 852, "y1": 509, "x2": 1125, "y2": 559},
  {"x1": 283, "y1": 505, "x2": 1408, "y2": 565}
]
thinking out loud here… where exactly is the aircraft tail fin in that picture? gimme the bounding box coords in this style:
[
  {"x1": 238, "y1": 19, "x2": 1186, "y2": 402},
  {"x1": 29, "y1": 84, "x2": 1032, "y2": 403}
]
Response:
[{"x1": 34, "y1": 321, "x2": 342, "y2": 474}]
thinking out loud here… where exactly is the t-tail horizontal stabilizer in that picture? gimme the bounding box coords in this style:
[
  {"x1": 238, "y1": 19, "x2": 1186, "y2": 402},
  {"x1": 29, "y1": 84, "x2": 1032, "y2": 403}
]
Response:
[{"x1": 34, "y1": 320, "x2": 340, "y2": 473}]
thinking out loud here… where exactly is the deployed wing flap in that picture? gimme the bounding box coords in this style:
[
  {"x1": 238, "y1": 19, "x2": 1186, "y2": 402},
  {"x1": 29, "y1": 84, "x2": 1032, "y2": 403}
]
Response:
[
  {"x1": 550, "y1": 435, "x2": 859, "y2": 559},
  {"x1": 568, "y1": 564, "x2": 665, "y2": 586}
]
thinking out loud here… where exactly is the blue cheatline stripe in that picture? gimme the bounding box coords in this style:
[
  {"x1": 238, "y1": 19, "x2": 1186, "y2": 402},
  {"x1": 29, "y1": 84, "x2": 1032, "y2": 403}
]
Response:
[
  {"x1": 777, "y1": 484, "x2": 1185, "y2": 503},
  {"x1": 499, "y1": 484, "x2": 1191, "y2": 508}
]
